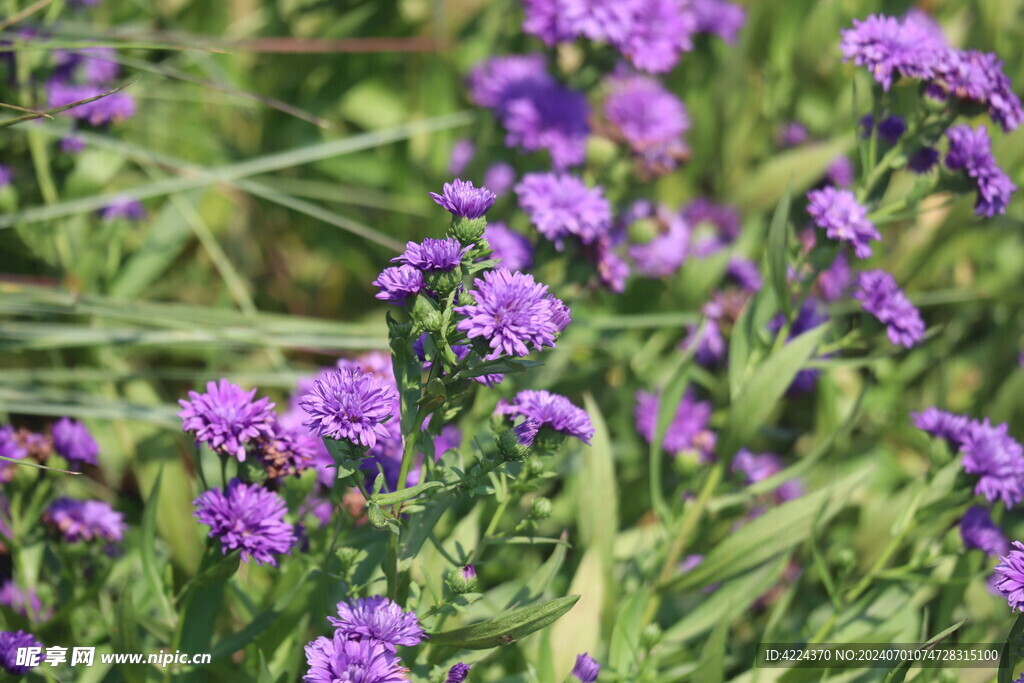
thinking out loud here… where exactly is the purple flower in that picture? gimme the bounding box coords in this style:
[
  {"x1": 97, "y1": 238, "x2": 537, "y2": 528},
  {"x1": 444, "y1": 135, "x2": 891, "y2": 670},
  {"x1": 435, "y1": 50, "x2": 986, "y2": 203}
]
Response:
[
  {"x1": 960, "y1": 506, "x2": 1009, "y2": 556},
  {"x1": 178, "y1": 379, "x2": 276, "y2": 461},
  {"x1": 329, "y1": 596, "x2": 425, "y2": 650},
  {"x1": 733, "y1": 449, "x2": 803, "y2": 503},
  {"x1": 47, "y1": 81, "x2": 136, "y2": 125},
  {"x1": 614, "y1": 0, "x2": 697, "y2": 73},
  {"x1": 456, "y1": 269, "x2": 569, "y2": 360},
  {"x1": 50, "y1": 417, "x2": 99, "y2": 465},
  {"x1": 572, "y1": 652, "x2": 600, "y2": 682},
  {"x1": 627, "y1": 205, "x2": 690, "y2": 277},
  {"x1": 825, "y1": 156, "x2": 855, "y2": 188},
  {"x1": 840, "y1": 14, "x2": 943, "y2": 91},
  {"x1": 100, "y1": 197, "x2": 146, "y2": 221},
  {"x1": 61, "y1": 136, "x2": 86, "y2": 154},
  {"x1": 43, "y1": 498, "x2": 126, "y2": 543},
  {"x1": 446, "y1": 662, "x2": 472, "y2": 683},
  {"x1": 303, "y1": 631, "x2": 408, "y2": 683},
  {"x1": 932, "y1": 49, "x2": 1024, "y2": 132},
  {"x1": 635, "y1": 389, "x2": 716, "y2": 461},
  {"x1": 682, "y1": 198, "x2": 741, "y2": 256},
  {"x1": 0, "y1": 426, "x2": 27, "y2": 483},
  {"x1": 485, "y1": 222, "x2": 533, "y2": 271},
  {"x1": 194, "y1": 479, "x2": 296, "y2": 566},
  {"x1": 806, "y1": 187, "x2": 880, "y2": 259},
  {"x1": 373, "y1": 265, "x2": 424, "y2": 304},
  {"x1": 55, "y1": 47, "x2": 120, "y2": 84},
  {"x1": 817, "y1": 253, "x2": 852, "y2": 301},
  {"x1": 960, "y1": 420, "x2": 1024, "y2": 508},
  {"x1": 522, "y1": 0, "x2": 576, "y2": 45},
  {"x1": 448, "y1": 139, "x2": 475, "y2": 175},
  {"x1": 524, "y1": 0, "x2": 643, "y2": 45},
  {"x1": 430, "y1": 179, "x2": 496, "y2": 219},
  {"x1": 860, "y1": 114, "x2": 906, "y2": 143},
  {"x1": 497, "y1": 390, "x2": 594, "y2": 445},
  {"x1": 682, "y1": 317, "x2": 726, "y2": 366},
  {"x1": 604, "y1": 74, "x2": 689, "y2": 172},
  {"x1": 776, "y1": 121, "x2": 808, "y2": 148},
  {"x1": 853, "y1": 270, "x2": 925, "y2": 348},
  {"x1": 484, "y1": 163, "x2": 517, "y2": 196},
  {"x1": 298, "y1": 368, "x2": 398, "y2": 448},
  {"x1": 516, "y1": 173, "x2": 612, "y2": 249},
  {"x1": 502, "y1": 81, "x2": 590, "y2": 169},
  {"x1": 692, "y1": 0, "x2": 745, "y2": 43},
  {"x1": 944, "y1": 125, "x2": 1015, "y2": 217},
  {"x1": 912, "y1": 407, "x2": 971, "y2": 447},
  {"x1": 994, "y1": 541, "x2": 1024, "y2": 612},
  {"x1": 467, "y1": 54, "x2": 553, "y2": 113},
  {"x1": 591, "y1": 236, "x2": 631, "y2": 293},
  {"x1": 0, "y1": 165, "x2": 12, "y2": 189},
  {"x1": 0, "y1": 630, "x2": 43, "y2": 675},
  {"x1": 0, "y1": 580, "x2": 47, "y2": 620},
  {"x1": 259, "y1": 418, "x2": 317, "y2": 480},
  {"x1": 392, "y1": 238, "x2": 468, "y2": 272},
  {"x1": 908, "y1": 147, "x2": 940, "y2": 174}
]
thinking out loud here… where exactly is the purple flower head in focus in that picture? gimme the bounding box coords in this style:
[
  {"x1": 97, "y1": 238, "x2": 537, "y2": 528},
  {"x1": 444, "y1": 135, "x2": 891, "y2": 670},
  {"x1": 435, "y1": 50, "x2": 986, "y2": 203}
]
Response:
[
  {"x1": 932, "y1": 49, "x2": 1024, "y2": 132},
  {"x1": 497, "y1": 390, "x2": 594, "y2": 446},
  {"x1": 178, "y1": 379, "x2": 276, "y2": 461},
  {"x1": 0, "y1": 630, "x2": 44, "y2": 675},
  {"x1": 392, "y1": 238, "x2": 469, "y2": 273},
  {"x1": 298, "y1": 367, "x2": 398, "y2": 448},
  {"x1": 50, "y1": 416, "x2": 99, "y2": 465},
  {"x1": 571, "y1": 652, "x2": 600, "y2": 682},
  {"x1": 692, "y1": 0, "x2": 745, "y2": 43},
  {"x1": 485, "y1": 222, "x2": 533, "y2": 271},
  {"x1": 853, "y1": 270, "x2": 925, "y2": 348},
  {"x1": 516, "y1": 172, "x2": 612, "y2": 249},
  {"x1": 994, "y1": 541, "x2": 1024, "y2": 612},
  {"x1": 43, "y1": 498, "x2": 126, "y2": 544},
  {"x1": 328, "y1": 595, "x2": 425, "y2": 650},
  {"x1": 960, "y1": 506, "x2": 1009, "y2": 556},
  {"x1": 806, "y1": 187, "x2": 880, "y2": 259},
  {"x1": 446, "y1": 662, "x2": 472, "y2": 683},
  {"x1": 373, "y1": 265, "x2": 424, "y2": 305},
  {"x1": 960, "y1": 419, "x2": 1024, "y2": 508},
  {"x1": 635, "y1": 389, "x2": 716, "y2": 461},
  {"x1": 194, "y1": 479, "x2": 296, "y2": 566},
  {"x1": 614, "y1": 0, "x2": 697, "y2": 74},
  {"x1": 945, "y1": 124, "x2": 1016, "y2": 217},
  {"x1": 303, "y1": 631, "x2": 408, "y2": 683},
  {"x1": 430, "y1": 179, "x2": 496, "y2": 219},
  {"x1": 456, "y1": 269, "x2": 569, "y2": 360},
  {"x1": 840, "y1": 14, "x2": 944, "y2": 90}
]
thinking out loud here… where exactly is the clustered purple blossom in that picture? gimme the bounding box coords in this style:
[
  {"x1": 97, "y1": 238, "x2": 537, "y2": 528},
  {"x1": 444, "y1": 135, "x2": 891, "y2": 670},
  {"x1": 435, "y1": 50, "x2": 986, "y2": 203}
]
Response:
[
  {"x1": 0, "y1": 630, "x2": 43, "y2": 675},
  {"x1": 603, "y1": 74, "x2": 690, "y2": 173},
  {"x1": 516, "y1": 172, "x2": 612, "y2": 249},
  {"x1": 329, "y1": 596, "x2": 426, "y2": 650},
  {"x1": 392, "y1": 238, "x2": 469, "y2": 273},
  {"x1": 853, "y1": 270, "x2": 925, "y2": 348},
  {"x1": 944, "y1": 124, "x2": 1016, "y2": 217},
  {"x1": 994, "y1": 541, "x2": 1024, "y2": 612},
  {"x1": 446, "y1": 662, "x2": 472, "y2": 682},
  {"x1": 178, "y1": 379, "x2": 276, "y2": 461},
  {"x1": 299, "y1": 367, "x2": 399, "y2": 449},
  {"x1": 572, "y1": 652, "x2": 601, "y2": 682},
  {"x1": 50, "y1": 416, "x2": 99, "y2": 466},
  {"x1": 497, "y1": 390, "x2": 595, "y2": 446},
  {"x1": 194, "y1": 479, "x2": 296, "y2": 566},
  {"x1": 373, "y1": 265, "x2": 424, "y2": 305},
  {"x1": 806, "y1": 187, "x2": 880, "y2": 259},
  {"x1": 635, "y1": 389, "x2": 716, "y2": 462},
  {"x1": 429, "y1": 178, "x2": 496, "y2": 219},
  {"x1": 43, "y1": 498, "x2": 126, "y2": 544}
]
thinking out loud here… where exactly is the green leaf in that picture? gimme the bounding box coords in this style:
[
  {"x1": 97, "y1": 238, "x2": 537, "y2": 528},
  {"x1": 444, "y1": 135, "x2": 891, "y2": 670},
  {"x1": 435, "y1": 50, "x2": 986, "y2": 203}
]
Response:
[
  {"x1": 999, "y1": 612, "x2": 1024, "y2": 683},
  {"x1": 719, "y1": 323, "x2": 829, "y2": 457},
  {"x1": 429, "y1": 594, "x2": 580, "y2": 649},
  {"x1": 766, "y1": 186, "x2": 792, "y2": 317},
  {"x1": 372, "y1": 480, "x2": 445, "y2": 506},
  {"x1": 608, "y1": 591, "x2": 649, "y2": 673},
  {"x1": 886, "y1": 618, "x2": 967, "y2": 683},
  {"x1": 735, "y1": 136, "x2": 850, "y2": 211},
  {"x1": 580, "y1": 394, "x2": 618, "y2": 568},
  {"x1": 650, "y1": 351, "x2": 696, "y2": 520},
  {"x1": 141, "y1": 467, "x2": 175, "y2": 624},
  {"x1": 507, "y1": 535, "x2": 568, "y2": 609},
  {"x1": 114, "y1": 582, "x2": 146, "y2": 683},
  {"x1": 697, "y1": 618, "x2": 729, "y2": 683}
]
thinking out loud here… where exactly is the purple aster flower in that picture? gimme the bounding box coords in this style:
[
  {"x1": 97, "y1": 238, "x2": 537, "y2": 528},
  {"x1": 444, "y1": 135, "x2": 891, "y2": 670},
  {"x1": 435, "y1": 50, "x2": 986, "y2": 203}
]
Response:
[
  {"x1": 485, "y1": 222, "x2": 533, "y2": 271},
  {"x1": 932, "y1": 49, "x2": 1024, "y2": 132},
  {"x1": 994, "y1": 541, "x2": 1024, "y2": 612},
  {"x1": 840, "y1": 14, "x2": 943, "y2": 91},
  {"x1": 446, "y1": 662, "x2": 472, "y2": 683},
  {"x1": 47, "y1": 81, "x2": 136, "y2": 126},
  {"x1": 0, "y1": 426, "x2": 27, "y2": 483},
  {"x1": 733, "y1": 449, "x2": 803, "y2": 503},
  {"x1": 100, "y1": 197, "x2": 146, "y2": 221},
  {"x1": 516, "y1": 172, "x2": 612, "y2": 249},
  {"x1": 522, "y1": 0, "x2": 577, "y2": 45},
  {"x1": 259, "y1": 417, "x2": 317, "y2": 480},
  {"x1": 776, "y1": 121, "x2": 809, "y2": 148},
  {"x1": 43, "y1": 498, "x2": 126, "y2": 543},
  {"x1": 627, "y1": 205, "x2": 690, "y2": 278},
  {"x1": 564, "y1": 0, "x2": 642, "y2": 43},
  {"x1": 604, "y1": 74, "x2": 689, "y2": 173},
  {"x1": 484, "y1": 162, "x2": 516, "y2": 196},
  {"x1": 614, "y1": 0, "x2": 697, "y2": 74},
  {"x1": 0, "y1": 165, "x2": 12, "y2": 189},
  {"x1": 430, "y1": 179, "x2": 496, "y2": 219},
  {"x1": 585, "y1": 235, "x2": 630, "y2": 293},
  {"x1": 635, "y1": 389, "x2": 716, "y2": 461},
  {"x1": 298, "y1": 367, "x2": 398, "y2": 448},
  {"x1": 303, "y1": 631, "x2": 408, "y2": 683},
  {"x1": 448, "y1": 139, "x2": 475, "y2": 175},
  {"x1": 908, "y1": 147, "x2": 940, "y2": 174},
  {"x1": 456, "y1": 269, "x2": 569, "y2": 359},
  {"x1": 806, "y1": 187, "x2": 880, "y2": 259},
  {"x1": 0, "y1": 630, "x2": 43, "y2": 675},
  {"x1": 725, "y1": 258, "x2": 762, "y2": 292},
  {"x1": 817, "y1": 253, "x2": 852, "y2": 301},
  {"x1": 912, "y1": 407, "x2": 971, "y2": 447},
  {"x1": 960, "y1": 419, "x2": 1024, "y2": 508},
  {"x1": 692, "y1": 0, "x2": 745, "y2": 43},
  {"x1": 54, "y1": 47, "x2": 120, "y2": 84},
  {"x1": 329, "y1": 595, "x2": 425, "y2": 650},
  {"x1": 682, "y1": 317, "x2": 726, "y2": 366},
  {"x1": 945, "y1": 124, "x2": 1016, "y2": 217},
  {"x1": 960, "y1": 506, "x2": 1009, "y2": 556},
  {"x1": 373, "y1": 265, "x2": 424, "y2": 304},
  {"x1": 466, "y1": 54, "x2": 553, "y2": 113},
  {"x1": 392, "y1": 238, "x2": 468, "y2": 272},
  {"x1": 853, "y1": 270, "x2": 925, "y2": 348},
  {"x1": 178, "y1": 379, "x2": 276, "y2": 461},
  {"x1": 194, "y1": 479, "x2": 296, "y2": 566},
  {"x1": 682, "y1": 198, "x2": 741, "y2": 257},
  {"x1": 497, "y1": 390, "x2": 594, "y2": 445},
  {"x1": 825, "y1": 155, "x2": 855, "y2": 188},
  {"x1": 572, "y1": 652, "x2": 600, "y2": 682},
  {"x1": 502, "y1": 81, "x2": 590, "y2": 169},
  {"x1": 50, "y1": 417, "x2": 99, "y2": 465},
  {"x1": 860, "y1": 114, "x2": 906, "y2": 144}
]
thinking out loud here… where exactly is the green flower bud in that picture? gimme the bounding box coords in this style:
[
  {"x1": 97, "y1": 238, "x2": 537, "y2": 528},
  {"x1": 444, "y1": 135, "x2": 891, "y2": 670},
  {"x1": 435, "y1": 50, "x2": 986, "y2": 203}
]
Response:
[
  {"x1": 497, "y1": 429, "x2": 529, "y2": 462},
  {"x1": 424, "y1": 268, "x2": 464, "y2": 297},
  {"x1": 641, "y1": 623, "x2": 663, "y2": 650},
  {"x1": 367, "y1": 501, "x2": 388, "y2": 529},
  {"x1": 446, "y1": 564, "x2": 478, "y2": 594},
  {"x1": 410, "y1": 293, "x2": 444, "y2": 332},
  {"x1": 530, "y1": 496, "x2": 552, "y2": 520},
  {"x1": 448, "y1": 216, "x2": 487, "y2": 243}
]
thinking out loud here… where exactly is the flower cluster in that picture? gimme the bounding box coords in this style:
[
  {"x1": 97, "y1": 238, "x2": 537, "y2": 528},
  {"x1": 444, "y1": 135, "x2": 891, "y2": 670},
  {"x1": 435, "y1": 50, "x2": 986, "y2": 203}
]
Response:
[
  {"x1": 635, "y1": 389, "x2": 716, "y2": 462},
  {"x1": 496, "y1": 390, "x2": 595, "y2": 448},
  {"x1": 853, "y1": 270, "x2": 925, "y2": 348},
  {"x1": 193, "y1": 479, "x2": 297, "y2": 566}
]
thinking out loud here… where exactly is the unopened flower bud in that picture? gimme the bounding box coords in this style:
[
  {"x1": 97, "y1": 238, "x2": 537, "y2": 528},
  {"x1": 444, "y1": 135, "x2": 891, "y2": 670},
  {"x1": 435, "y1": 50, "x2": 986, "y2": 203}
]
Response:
[
  {"x1": 446, "y1": 564, "x2": 478, "y2": 594},
  {"x1": 530, "y1": 497, "x2": 552, "y2": 520},
  {"x1": 641, "y1": 623, "x2": 662, "y2": 650},
  {"x1": 448, "y1": 216, "x2": 487, "y2": 243},
  {"x1": 424, "y1": 267, "x2": 464, "y2": 297},
  {"x1": 497, "y1": 429, "x2": 528, "y2": 462},
  {"x1": 367, "y1": 502, "x2": 388, "y2": 529}
]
